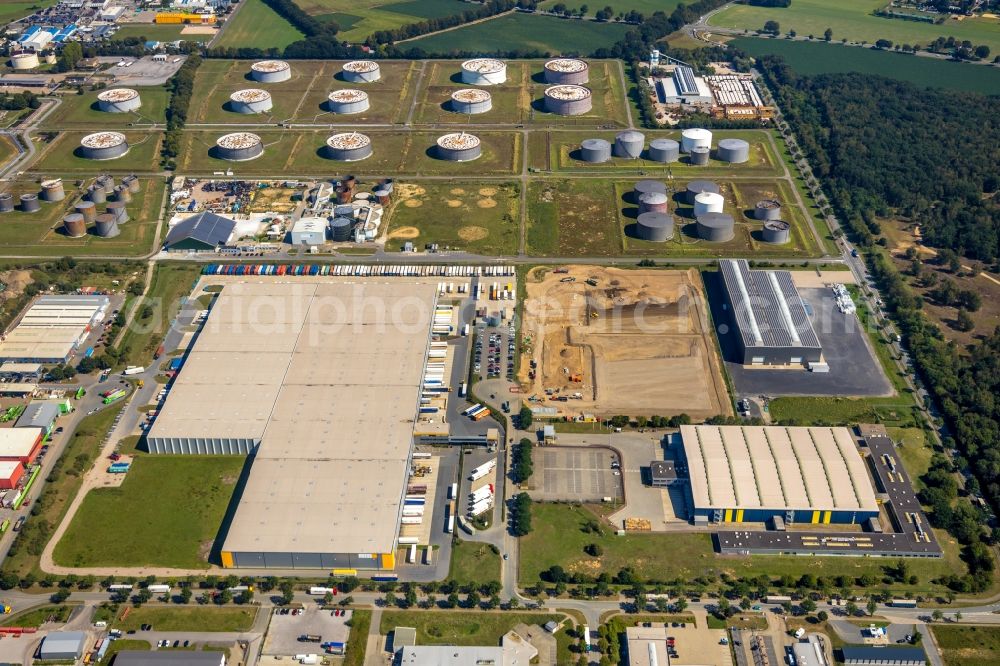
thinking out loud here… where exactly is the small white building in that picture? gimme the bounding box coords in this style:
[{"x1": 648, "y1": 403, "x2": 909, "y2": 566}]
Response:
[{"x1": 288, "y1": 216, "x2": 327, "y2": 246}]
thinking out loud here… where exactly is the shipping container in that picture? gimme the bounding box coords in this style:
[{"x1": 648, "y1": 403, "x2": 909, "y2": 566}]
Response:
[{"x1": 448, "y1": 483, "x2": 458, "y2": 500}]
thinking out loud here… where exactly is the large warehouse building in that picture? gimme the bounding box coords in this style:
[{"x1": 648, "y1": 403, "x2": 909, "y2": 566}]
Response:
[
  {"x1": 0, "y1": 295, "x2": 109, "y2": 364},
  {"x1": 719, "y1": 259, "x2": 822, "y2": 366},
  {"x1": 680, "y1": 425, "x2": 879, "y2": 525},
  {"x1": 145, "y1": 280, "x2": 439, "y2": 570}
]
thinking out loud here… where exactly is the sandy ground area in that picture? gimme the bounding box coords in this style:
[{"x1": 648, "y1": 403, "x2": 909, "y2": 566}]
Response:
[
  {"x1": 519, "y1": 266, "x2": 730, "y2": 419},
  {"x1": 789, "y1": 269, "x2": 857, "y2": 289},
  {"x1": 181, "y1": 25, "x2": 218, "y2": 35}
]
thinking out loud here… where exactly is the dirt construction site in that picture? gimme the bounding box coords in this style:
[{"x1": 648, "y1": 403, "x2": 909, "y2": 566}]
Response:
[{"x1": 519, "y1": 266, "x2": 731, "y2": 419}]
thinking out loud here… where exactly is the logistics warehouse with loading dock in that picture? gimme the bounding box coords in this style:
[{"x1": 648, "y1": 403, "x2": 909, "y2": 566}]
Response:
[{"x1": 145, "y1": 280, "x2": 440, "y2": 569}]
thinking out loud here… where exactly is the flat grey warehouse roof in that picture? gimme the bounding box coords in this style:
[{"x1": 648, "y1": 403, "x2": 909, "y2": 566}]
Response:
[{"x1": 720, "y1": 259, "x2": 820, "y2": 350}]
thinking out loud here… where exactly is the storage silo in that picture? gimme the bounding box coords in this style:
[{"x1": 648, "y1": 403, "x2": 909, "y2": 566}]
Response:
[
  {"x1": 96, "y1": 175, "x2": 115, "y2": 194},
  {"x1": 75, "y1": 200, "x2": 96, "y2": 223},
  {"x1": 329, "y1": 216, "x2": 354, "y2": 241},
  {"x1": 326, "y1": 89, "x2": 370, "y2": 114},
  {"x1": 544, "y1": 58, "x2": 589, "y2": 85},
  {"x1": 580, "y1": 138, "x2": 611, "y2": 163},
  {"x1": 113, "y1": 185, "x2": 132, "y2": 203},
  {"x1": 97, "y1": 88, "x2": 141, "y2": 113},
  {"x1": 436, "y1": 132, "x2": 481, "y2": 161},
  {"x1": 754, "y1": 199, "x2": 781, "y2": 221},
  {"x1": 229, "y1": 89, "x2": 272, "y2": 114},
  {"x1": 762, "y1": 220, "x2": 791, "y2": 244},
  {"x1": 373, "y1": 187, "x2": 391, "y2": 205},
  {"x1": 123, "y1": 175, "x2": 141, "y2": 194},
  {"x1": 686, "y1": 180, "x2": 719, "y2": 204},
  {"x1": 634, "y1": 179, "x2": 667, "y2": 200},
  {"x1": 323, "y1": 133, "x2": 372, "y2": 161},
  {"x1": 250, "y1": 60, "x2": 291, "y2": 83},
  {"x1": 680, "y1": 128, "x2": 712, "y2": 153},
  {"x1": 63, "y1": 213, "x2": 87, "y2": 238},
  {"x1": 636, "y1": 212, "x2": 674, "y2": 242},
  {"x1": 106, "y1": 201, "x2": 129, "y2": 223},
  {"x1": 10, "y1": 52, "x2": 39, "y2": 70},
  {"x1": 40, "y1": 179, "x2": 65, "y2": 202},
  {"x1": 94, "y1": 214, "x2": 120, "y2": 238},
  {"x1": 696, "y1": 212, "x2": 734, "y2": 242},
  {"x1": 335, "y1": 187, "x2": 352, "y2": 204},
  {"x1": 0, "y1": 193, "x2": 14, "y2": 213},
  {"x1": 79, "y1": 132, "x2": 129, "y2": 160},
  {"x1": 379, "y1": 178, "x2": 394, "y2": 193},
  {"x1": 42, "y1": 52, "x2": 56, "y2": 65},
  {"x1": 334, "y1": 205, "x2": 355, "y2": 218},
  {"x1": 543, "y1": 85, "x2": 592, "y2": 116},
  {"x1": 215, "y1": 133, "x2": 264, "y2": 161},
  {"x1": 450, "y1": 89, "x2": 492, "y2": 115},
  {"x1": 638, "y1": 191, "x2": 669, "y2": 214},
  {"x1": 717, "y1": 138, "x2": 750, "y2": 164},
  {"x1": 19, "y1": 194, "x2": 39, "y2": 213},
  {"x1": 460, "y1": 59, "x2": 506, "y2": 85},
  {"x1": 87, "y1": 185, "x2": 106, "y2": 204},
  {"x1": 648, "y1": 138, "x2": 679, "y2": 163},
  {"x1": 613, "y1": 130, "x2": 644, "y2": 159},
  {"x1": 342, "y1": 174, "x2": 357, "y2": 190},
  {"x1": 342, "y1": 60, "x2": 381, "y2": 83},
  {"x1": 693, "y1": 191, "x2": 724, "y2": 216},
  {"x1": 690, "y1": 146, "x2": 710, "y2": 165}
]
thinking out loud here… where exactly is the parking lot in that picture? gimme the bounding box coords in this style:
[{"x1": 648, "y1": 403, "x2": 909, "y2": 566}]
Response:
[
  {"x1": 98, "y1": 55, "x2": 187, "y2": 86},
  {"x1": 473, "y1": 319, "x2": 516, "y2": 390},
  {"x1": 528, "y1": 446, "x2": 622, "y2": 502},
  {"x1": 262, "y1": 607, "x2": 352, "y2": 657}
]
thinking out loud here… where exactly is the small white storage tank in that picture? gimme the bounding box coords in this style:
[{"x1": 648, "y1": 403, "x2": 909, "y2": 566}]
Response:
[
  {"x1": 690, "y1": 146, "x2": 710, "y2": 165},
  {"x1": 450, "y1": 89, "x2": 492, "y2": 115},
  {"x1": 544, "y1": 58, "x2": 589, "y2": 84},
  {"x1": 250, "y1": 60, "x2": 290, "y2": 83},
  {"x1": 461, "y1": 59, "x2": 506, "y2": 85},
  {"x1": 717, "y1": 138, "x2": 750, "y2": 164},
  {"x1": 693, "y1": 191, "x2": 724, "y2": 216},
  {"x1": 342, "y1": 60, "x2": 381, "y2": 83},
  {"x1": 326, "y1": 89, "x2": 370, "y2": 114},
  {"x1": 10, "y1": 52, "x2": 39, "y2": 70},
  {"x1": 681, "y1": 127, "x2": 712, "y2": 153},
  {"x1": 97, "y1": 88, "x2": 141, "y2": 113},
  {"x1": 229, "y1": 89, "x2": 272, "y2": 114}
]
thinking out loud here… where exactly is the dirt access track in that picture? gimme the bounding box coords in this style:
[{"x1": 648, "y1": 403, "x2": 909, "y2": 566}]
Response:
[{"x1": 519, "y1": 266, "x2": 731, "y2": 419}]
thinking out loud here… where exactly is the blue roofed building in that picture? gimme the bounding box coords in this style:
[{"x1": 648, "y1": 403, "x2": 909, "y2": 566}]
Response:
[{"x1": 164, "y1": 212, "x2": 237, "y2": 252}]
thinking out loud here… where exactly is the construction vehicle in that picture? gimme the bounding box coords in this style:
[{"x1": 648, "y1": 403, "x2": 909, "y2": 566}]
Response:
[
  {"x1": 585, "y1": 278, "x2": 598, "y2": 287},
  {"x1": 559, "y1": 277, "x2": 576, "y2": 283},
  {"x1": 590, "y1": 311, "x2": 599, "y2": 318},
  {"x1": 553, "y1": 268, "x2": 568, "y2": 274},
  {"x1": 569, "y1": 373, "x2": 583, "y2": 383},
  {"x1": 137, "y1": 379, "x2": 144, "y2": 389}
]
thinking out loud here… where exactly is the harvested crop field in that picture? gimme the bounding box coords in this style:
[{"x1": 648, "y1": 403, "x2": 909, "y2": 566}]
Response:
[{"x1": 519, "y1": 266, "x2": 730, "y2": 418}]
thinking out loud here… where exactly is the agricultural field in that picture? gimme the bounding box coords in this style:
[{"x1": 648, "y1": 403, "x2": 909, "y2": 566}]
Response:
[
  {"x1": 52, "y1": 456, "x2": 247, "y2": 568},
  {"x1": 29, "y1": 131, "x2": 163, "y2": 174},
  {"x1": 215, "y1": 0, "x2": 305, "y2": 49},
  {"x1": 384, "y1": 182, "x2": 519, "y2": 255},
  {"x1": 709, "y1": 0, "x2": 1000, "y2": 54},
  {"x1": 295, "y1": 0, "x2": 474, "y2": 42},
  {"x1": 537, "y1": 0, "x2": 684, "y2": 18},
  {"x1": 186, "y1": 59, "x2": 418, "y2": 125},
  {"x1": 111, "y1": 24, "x2": 216, "y2": 43},
  {"x1": 0, "y1": 177, "x2": 165, "y2": 257},
  {"x1": 41, "y1": 87, "x2": 171, "y2": 130},
  {"x1": 406, "y1": 12, "x2": 632, "y2": 54},
  {"x1": 731, "y1": 38, "x2": 1000, "y2": 95},
  {"x1": 931, "y1": 625, "x2": 1000, "y2": 666}
]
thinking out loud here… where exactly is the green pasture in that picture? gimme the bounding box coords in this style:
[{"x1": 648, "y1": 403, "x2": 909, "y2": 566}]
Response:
[
  {"x1": 42, "y1": 88, "x2": 170, "y2": 130},
  {"x1": 299, "y1": 0, "x2": 473, "y2": 41},
  {"x1": 215, "y1": 0, "x2": 305, "y2": 49},
  {"x1": 29, "y1": 131, "x2": 163, "y2": 174}
]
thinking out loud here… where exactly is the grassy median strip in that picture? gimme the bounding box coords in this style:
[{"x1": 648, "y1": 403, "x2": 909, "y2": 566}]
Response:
[{"x1": 112, "y1": 606, "x2": 257, "y2": 632}]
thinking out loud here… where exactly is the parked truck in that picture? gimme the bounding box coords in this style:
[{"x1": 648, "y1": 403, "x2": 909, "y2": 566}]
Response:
[
  {"x1": 469, "y1": 459, "x2": 497, "y2": 481},
  {"x1": 122, "y1": 366, "x2": 144, "y2": 376}
]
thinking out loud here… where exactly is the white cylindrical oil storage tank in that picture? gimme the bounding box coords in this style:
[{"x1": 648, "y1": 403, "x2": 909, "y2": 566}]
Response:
[
  {"x1": 633, "y1": 179, "x2": 667, "y2": 201},
  {"x1": 436, "y1": 132, "x2": 481, "y2": 161},
  {"x1": 87, "y1": 185, "x2": 106, "y2": 204},
  {"x1": 323, "y1": 132, "x2": 372, "y2": 161},
  {"x1": 229, "y1": 89, "x2": 272, "y2": 114},
  {"x1": 326, "y1": 89, "x2": 369, "y2": 114},
  {"x1": 648, "y1": 138, "x2": 679, "y2": 163},
  {"x1": 580, "y1": 138, "x2": 611, "y2": 163},
  {"x1": 40, "y1": 179, "x2": 65, "y2": 202},
  {"x1": 10, "y1": 52, "x2": 39, "y2": 70},
  {"x1": 544, "y1": 85, "x2": 592, "y2": 116},
  {"x1": 94, "y1": 213, "x2": 120, "y2": 238},
  {"x1": 613, "y1": 130, "x2": 644, "y2": 159},
  {"x1": 250, "y1": 60, "x2": 290, "y2": 83},
  {"x1": 19, "y1": 194, "x2": 39, "y2": 213},
  {"x1": 106, "y1": 201, "x2": 128, "y2": 223},
  {"x1": 329, "y1": 216, "x2": 353, "y2": 241},
  {"x1": 123, "y1": 175, "x2": 141, "y2": 194},
  {"x1": 113, "y1": 185, "x2": 132, "y2": 203},
  {"x1": 0, "y1": 193, "x2": 14, "y2": 213},
  {"x1": 460, "y1": 59, "x2": 506, "y2": 85},
  {"x1": 342, "y1": 60, "x2": 380, "y2": 83},
  {"x1": 215, "y1": 132, "x2": 264, "y2": 161},
  {"x1": 75, "y1": 200, "x2": 96, "y2": 223},
  {"x1": 450, "y1": 88, "x2": 492, "y2": 115},
  {"x1": 680, "y1": 127, "x2": 712, "y2": 153},
  {"x1": 717, "y1": 138, "x2": 749, "y2": 164},
  {"x1": 693, "y1": 191, "x2": 724, "y2": 216},
  {"x1": 79, "y1": 132, "x2": 129, "y2": 160},
  {"x1": 97, "y1": 88, "x2": 141, "y2": 113},
  {"x1": 638, "y1": 191, "x2": 669, "y2": 214},
  {"x1": 636, "y1": 212, "x2": 674, "y2": 242},
  {"x1": 689, "y1": 146, "x2": 710, "y2": 165},
  {"x1": 762, "y1": 220, "x2": 791, "y2": 244},
  {"x1": 696, "y1": 212, "x2": 734, "y2": 242},
  {"x1": 754, "y1": 199, "x2": 781, "y2": 221},
  {"x1": 63, "y1": 213, "x2": 87, "y2": 238},
  {"x1": 544, "y1": 58, "x2": 589, "y2": 84}
]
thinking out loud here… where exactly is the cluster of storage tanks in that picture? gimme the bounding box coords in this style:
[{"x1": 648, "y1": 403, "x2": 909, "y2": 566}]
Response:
[
  {"x1": 57, "y1": 175, "x2": 140, "y2": 238},
  {"x1": 78, "y1": 132, "x2": 130, "y2": 160},
  {"x1": 578, "y1": 129, "x2": 750, "y2": 165},
  {"x1": 0, "y1": 178, "x2": 67, "y2": 215}
]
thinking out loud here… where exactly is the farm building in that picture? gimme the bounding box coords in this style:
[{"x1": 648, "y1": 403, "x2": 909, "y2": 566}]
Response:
[
  {"x1": 0, "y1": 427, "x2": 44, "y2": 464},
  {"x1": 679, "y1": 425, "x2": 880, "y2": 525},
  {"x1": 163, "y1": 212, "x2": 237, "y2": 252},
  {"x1": 0, "y1": 295, "x2": 109, "y2": 364},
  {"x1": 718, "y1": 259, "x2": 822, "y2": 366}
]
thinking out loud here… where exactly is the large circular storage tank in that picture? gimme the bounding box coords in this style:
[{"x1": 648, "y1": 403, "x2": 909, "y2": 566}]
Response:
[
  {"x1": 19, "y1": 194, "x2": 39, "y2": 213},
  {"x1": 648, "y1": 138, "x2": 679, "y2": 163},
  {"x1": 97, "y1": 88, "x2": 141, "y2": 113},
  {"x1": 461, "y1": 59, "x2": 506, "y2": 85},
  {"x1": 696, "y1": 212, "x2": 734, "y2": 242},
  {"x1": 329, "y1": 216, "x2": 354, "y2": 241},
  {"x1": 689, "y1": 146, "x2": 710, "y2": 166},
  {"x1": 94, "y1": 214, "x2": 120, "y2": 238},
  {"x1": 215, "y1": 133, "x2": 264, "y2": 161},
  {"x1": 636, "y1": 212, "x2": 674, "y2": 242},
  {"x1": 250, "y1": 60, "x2": 290, "y2": 83},
  {"x1": 634, "y1": 179, "x2": 667, "y2": 200},
  {"x1": 106, "y1": 201, "x2": 129, "y2": 223},
  {"x1": 63, "y1": 213, "x2": 87, "y2": 238},
  {"x1": 75, "y1": 200, "x2": 96, "y2": 223},
  {"x1": 326, "y1": 89, "x2": 369, "y2": 114},
  {"x1": 544, "y1": 85, "x2": 592, "y2": 116},
  {"x1": 450, "y1": 89, "x2": 492, "y2": 115},
  {"x1": 717, "y1": 138, "x2": 749, "y2": 164},
  {"x1": 435, "y1": 132, "x2": 481, "y2": 162},
  {"x1": 0, "y1": 193, "x2": 14, "y2": 213},
  {"x1": 693, "y1": 191, "x2": 724, "y2": 216},
  {"x1": 544, "y1": 58, "x2": 589, "y2": 85},
  {"x1": 323, "y1": 132, "x2": 372, "y2": 162},
  {"x1": 580, "y1": 138, "x2": 611, "y2": 163},
  {"x1": 638, "y1": 191, "x2": 668, "y2": 214},
  {"x1": 342, "y1": 60, "x2": 381, "y2": 83},
  {"x1": 229, "y1": 89, "x2": 272, "y2": 114},
  {"x1": 79, "y1": 132, "x2": 129, "y2": 160},
  {"x1": 754, "y1": 199, "x2": 782, "y2": 221},
  {"x1": 10, "y1": 52, "x2": 39, "y2": 70},
  {"x1": 762, "y1": 220, "x2": 791, "y2": 244},
  {"x1": 40, "y1": 179, "x2": 65, "y2": 202},
  {"x1": 681, "y1": 128, "x2": 712, "y2": 153},
  {"x1": 613, "y1": 130, "x2": 645, "y2": 159},
  {"x1": 685, "y1": 180, "x2": 719, "y2": 204}
]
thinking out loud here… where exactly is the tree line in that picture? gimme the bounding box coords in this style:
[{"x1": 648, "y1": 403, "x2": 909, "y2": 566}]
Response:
[
  {"x1": 161, "y1": 54, "x2": 202, "y2": 169},
  {"x1": 367, "y1": 0, "x2": 523, "y2": 46}
]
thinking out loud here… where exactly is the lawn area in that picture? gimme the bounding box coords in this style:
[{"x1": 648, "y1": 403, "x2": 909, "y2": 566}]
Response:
[
  {"x1": 931, "y1": 625, "x2": 1000, "y2": 666},
  {"x1": 112, "y1": 606, "x2": 257, "y2": 632},
  {"x1": 886, "y1": 426, "x2": 933, "y2": 486},
  {"x1": 0, "y1": 134, "x2": 17, "y2": 168},
  {"x1": 29, "y1": 131, "x2": 163, "y2": 174},
  {"x1": 767, "y1": 396, "x2": 919, "y2": 426},
  {"x1": 407, "y1": 12, "x2": 632, "y2": 54},
  {"x1": 710, "y1": 0, "x2": 1000, "y2": 54},
  {"x1": 53, "y1": 456, "x2": 246, "y2": 568},
  {"x1": 526, "y1": 179, "x2": 621, "y2": 257},
  {"x1": 215, "y1": 0, "x2": 305, "y2": 49},
  {"x1": 0, "y1": 604, "x2": 73, "y2": 627},
  {"x1": 730, "y1": 38, "x2": 1000, "y2": 95},
  {"x1": 298, "y1": 0, "x2": 473, "y2": 42},
  {"x1": 41, "y1": 88, "x2": 170, "y2": 130},
  {"x1": 118, "y1": 263, "x2": 202, "y2": 367},
  {"x1": 343, "y1": 609, "x2": 371, "y2": 666},
  {"x1": 449, "y1": 539, "x2": 501, "y2": 586}
]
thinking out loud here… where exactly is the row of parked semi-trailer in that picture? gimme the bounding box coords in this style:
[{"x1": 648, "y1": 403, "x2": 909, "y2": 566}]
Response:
[
  {"x1": 489, "y1": 282, "x2": 514, "y2": 301},
  {"x1": 461, "y1": 403, "x2": 492, "y2": 421},
  {"x1": 201, "y1": 264, "x2": 516, "y2": 277}
]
